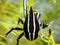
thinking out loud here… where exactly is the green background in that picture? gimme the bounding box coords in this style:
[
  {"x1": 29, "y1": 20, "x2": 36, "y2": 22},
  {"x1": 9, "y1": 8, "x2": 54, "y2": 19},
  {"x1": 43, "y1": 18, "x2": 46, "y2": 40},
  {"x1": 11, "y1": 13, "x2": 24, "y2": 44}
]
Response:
[{"x1": 0, "y1": 0, "x2": 60, "y2": 45}]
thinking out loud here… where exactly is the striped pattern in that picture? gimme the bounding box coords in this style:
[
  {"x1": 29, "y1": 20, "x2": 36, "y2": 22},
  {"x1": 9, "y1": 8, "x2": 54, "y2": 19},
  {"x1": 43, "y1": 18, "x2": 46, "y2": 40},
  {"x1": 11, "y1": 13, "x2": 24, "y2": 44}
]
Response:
[{"x1": 24, "y1": 7, "x2": 40, "y2": 40}]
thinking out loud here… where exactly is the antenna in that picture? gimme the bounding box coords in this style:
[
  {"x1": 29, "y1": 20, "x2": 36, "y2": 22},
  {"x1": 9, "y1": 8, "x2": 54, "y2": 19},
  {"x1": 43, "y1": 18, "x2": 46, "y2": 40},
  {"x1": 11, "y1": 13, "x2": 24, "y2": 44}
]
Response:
[{"x1": 23, "y1": 0, "x2": 27, "y2": 16}]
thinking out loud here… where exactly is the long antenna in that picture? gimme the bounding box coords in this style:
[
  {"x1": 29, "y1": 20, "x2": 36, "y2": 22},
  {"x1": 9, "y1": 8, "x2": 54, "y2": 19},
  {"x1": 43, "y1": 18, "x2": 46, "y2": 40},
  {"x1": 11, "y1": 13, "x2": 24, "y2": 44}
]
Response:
[{"x1": 23, "y1": 0, "x2": 27, "y2": 16}]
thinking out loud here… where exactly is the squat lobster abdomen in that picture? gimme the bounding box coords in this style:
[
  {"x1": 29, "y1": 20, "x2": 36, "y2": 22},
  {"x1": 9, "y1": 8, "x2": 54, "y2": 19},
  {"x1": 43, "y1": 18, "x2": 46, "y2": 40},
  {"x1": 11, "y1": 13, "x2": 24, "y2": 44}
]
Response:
[
  {"x1": 6, "y1": 6, "x2": 50, "y2": 45},
  {"x1": 24, "y1": 7, "x2": 40, "y2": 40}
]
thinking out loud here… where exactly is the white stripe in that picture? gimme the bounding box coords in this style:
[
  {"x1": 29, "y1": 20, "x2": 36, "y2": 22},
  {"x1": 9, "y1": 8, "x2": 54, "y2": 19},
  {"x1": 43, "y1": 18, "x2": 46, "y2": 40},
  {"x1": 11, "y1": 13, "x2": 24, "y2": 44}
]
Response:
[
  {"x1": 27, "y1": 15, "x2": 30, "y2": 40},
  {"x1": 37, "y1": 13, "x2": 41, "y2": 29},
  {"x1": 37, "y1": 13, "x2": 39, "y2": 19},
  {"x1": 37, "y1": 13, "x2": 41, "y2": 25},
  {"x1": 29, "y1": 33, "x2": 31, "y2": 40},
  {"x1": 27, "y1": 15, "x2": 29, "y2": 32},
  {"x1": 33, "y1": 33, "x2": 35, "y2": 40},
  {"x1": 33, "y1": 14, "x2": 36, "y2": 32},
  {"x1": 33, "y1": 13, "x2": 36, "y2": 39}
]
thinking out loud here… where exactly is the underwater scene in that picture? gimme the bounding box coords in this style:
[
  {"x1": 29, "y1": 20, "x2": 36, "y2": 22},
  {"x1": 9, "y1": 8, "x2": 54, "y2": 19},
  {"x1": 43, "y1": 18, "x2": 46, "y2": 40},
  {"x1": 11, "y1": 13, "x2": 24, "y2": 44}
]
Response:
[{"x1": 0, "y1": 0, "x2": 60, "y2": 45}]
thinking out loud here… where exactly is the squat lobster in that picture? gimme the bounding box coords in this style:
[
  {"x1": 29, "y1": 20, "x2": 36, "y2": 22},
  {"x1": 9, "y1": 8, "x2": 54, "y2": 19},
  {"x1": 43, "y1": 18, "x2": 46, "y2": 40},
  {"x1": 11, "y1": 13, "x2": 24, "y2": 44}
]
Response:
[{"x1": 6, "y1": 7, "x2": 50, "y2": 45}]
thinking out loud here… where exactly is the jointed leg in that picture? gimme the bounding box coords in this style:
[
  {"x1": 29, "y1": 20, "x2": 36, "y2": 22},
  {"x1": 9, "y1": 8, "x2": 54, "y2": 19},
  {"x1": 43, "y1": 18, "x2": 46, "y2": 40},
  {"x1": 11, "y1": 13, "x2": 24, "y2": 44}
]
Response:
[
  {"x1": 18, "y1": 18, "x2": 24, "y2": 24},
  {"x1": 49, "y1": 29, "x2": 51, "y2": 36},
  {"x1": 37, "y1": 13, "x2": 41, "y2": 20},
  {"x1": 42, "y1": 23, "x2": 48, "y2": 29},
  {"x1": 35, "y1": 13, "x2": 41, "y2": 27},
  {"x1": 35, "y1": 13, "x2": 48, "y2": 29},
  {"x1": 35, "y1": 13, "x2": 41, "y2": 20},
  {"x1": 6, "y1": 27, "x2": 23, "y2": 36},
  {"x1": 17, "y1": 32, "x2": 24, "y2": 45}
]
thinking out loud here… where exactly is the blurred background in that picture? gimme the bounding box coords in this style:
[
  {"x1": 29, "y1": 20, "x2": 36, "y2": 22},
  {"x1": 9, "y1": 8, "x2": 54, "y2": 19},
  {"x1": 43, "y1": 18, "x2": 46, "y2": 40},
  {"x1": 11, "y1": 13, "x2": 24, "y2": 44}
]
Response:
[{"x1": 0, "y1": 0, "x2": 60, "y2": 45}]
